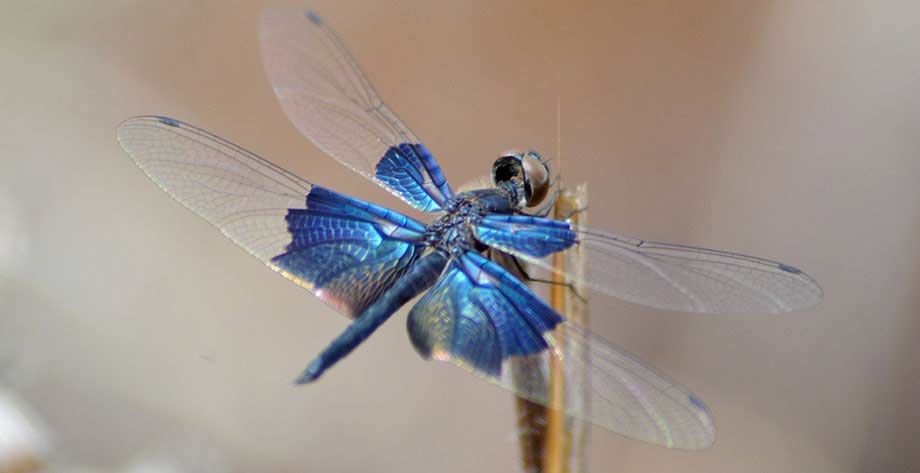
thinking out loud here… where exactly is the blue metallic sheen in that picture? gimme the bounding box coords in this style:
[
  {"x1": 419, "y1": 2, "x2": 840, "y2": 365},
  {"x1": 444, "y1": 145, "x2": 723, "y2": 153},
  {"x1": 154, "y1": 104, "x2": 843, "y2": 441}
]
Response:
[
  {"x1": 476, "y1": 215, "x2": 577, "y2": 258},
  {"x1": 298, "y1": 250, "x2": 449, "y2": 383},
  {"x1": 306, "y1": 186, "x2": 427, "y2": 237},
  {"x1": 376, "y1": 143, "x2": 453, "y2": 212},
  {"x1": 116, "y1": 8, "x2": 821, "y2": 448},
  {"x1": 271, "y1": 186, "x2": 427, "y2": 317},
  {"x1": 407, "y1": 251, "x2": 563, "y2": 375}
]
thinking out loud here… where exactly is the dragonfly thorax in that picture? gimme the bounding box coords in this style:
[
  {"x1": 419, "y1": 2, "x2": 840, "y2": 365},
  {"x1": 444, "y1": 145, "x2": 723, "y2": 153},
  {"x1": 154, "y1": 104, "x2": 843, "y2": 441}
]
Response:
[{"x1": 426, "y1": 195, "x2": 489, "y2": 257}]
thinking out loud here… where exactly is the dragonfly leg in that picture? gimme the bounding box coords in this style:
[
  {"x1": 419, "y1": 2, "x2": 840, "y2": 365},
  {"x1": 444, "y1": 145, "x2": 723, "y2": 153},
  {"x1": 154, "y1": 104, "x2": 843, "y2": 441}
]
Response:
[
  {"x1": 509, "y1": 255, "x2": 587, "y2": 303},
  {"x1": 296, "y1": 250, "x2": 448, "y2": 384}
]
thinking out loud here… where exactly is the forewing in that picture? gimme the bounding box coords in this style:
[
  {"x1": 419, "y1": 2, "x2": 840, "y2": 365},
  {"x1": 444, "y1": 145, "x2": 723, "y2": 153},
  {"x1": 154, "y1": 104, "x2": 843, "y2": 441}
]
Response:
[
  {"x1": 476, "y1": 214, "x2": 577, "y2": 258},
  {"x1": 117, "y1": 116, "x2": 427, "y2": 317},
  {"x1": 480, "y1": 221, "x2": 822, "y2": 314},
  {"x1": 260, "y1": 8, "x2": 452, "y2": 212}
]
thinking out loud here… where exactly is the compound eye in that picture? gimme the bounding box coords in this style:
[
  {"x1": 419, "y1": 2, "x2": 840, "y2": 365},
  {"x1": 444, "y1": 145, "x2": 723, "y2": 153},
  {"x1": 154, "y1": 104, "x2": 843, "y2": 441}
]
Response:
[
  {"x1": 521, "y1": 152, "x2": 550, "y2": 206},
  {"x1": 491, "y1": 154, "x2": 524, "y2": 187}
]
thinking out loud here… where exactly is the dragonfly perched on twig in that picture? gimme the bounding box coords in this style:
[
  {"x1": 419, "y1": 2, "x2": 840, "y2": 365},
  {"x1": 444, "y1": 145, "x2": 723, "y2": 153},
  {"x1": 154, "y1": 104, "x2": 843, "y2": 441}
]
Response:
[{"x1": 116, "y1": 7, "x2": 822, "y2": 451}]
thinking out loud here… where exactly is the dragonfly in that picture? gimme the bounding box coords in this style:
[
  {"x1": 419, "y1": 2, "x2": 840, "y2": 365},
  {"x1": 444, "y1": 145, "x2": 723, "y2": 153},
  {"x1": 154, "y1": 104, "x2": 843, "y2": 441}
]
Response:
[{"x1": 116, "y1": 7, "x2": 822, "y2": 451}]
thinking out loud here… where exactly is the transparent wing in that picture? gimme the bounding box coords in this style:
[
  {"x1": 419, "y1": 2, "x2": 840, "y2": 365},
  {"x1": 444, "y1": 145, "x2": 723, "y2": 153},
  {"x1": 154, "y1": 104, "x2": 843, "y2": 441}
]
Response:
[
  {"x1": 117, "y1": 116, "x2": 427, "y2": 317},
  {"x1": 117, "y1": 115, "x2": 311, "y2": 262},
  {"x1": 483, "y1": 223, "x2": 823, "y2": 314},
  {"x1": 407, "y1": 252, "x2": 713, "y2": 449},
  {"x1": 501, "y1": 322, "x2": 715, "y2": 450},
  {"x1": 260, "y1": 8, "x2": 452, "y2": 212}
]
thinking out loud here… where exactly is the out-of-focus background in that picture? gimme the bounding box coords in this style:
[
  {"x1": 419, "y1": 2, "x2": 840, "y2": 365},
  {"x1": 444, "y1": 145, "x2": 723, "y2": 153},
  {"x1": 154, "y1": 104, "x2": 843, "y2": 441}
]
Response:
[{"x1": 1, "y1": 1, "x2": 918, "y2": 472}]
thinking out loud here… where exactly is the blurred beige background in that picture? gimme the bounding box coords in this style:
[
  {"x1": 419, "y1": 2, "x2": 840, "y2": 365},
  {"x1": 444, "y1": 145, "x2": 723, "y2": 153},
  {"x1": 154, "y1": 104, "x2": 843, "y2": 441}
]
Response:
[{"x1": 1, "y1": 1, "x2": 918, "y2": 472}]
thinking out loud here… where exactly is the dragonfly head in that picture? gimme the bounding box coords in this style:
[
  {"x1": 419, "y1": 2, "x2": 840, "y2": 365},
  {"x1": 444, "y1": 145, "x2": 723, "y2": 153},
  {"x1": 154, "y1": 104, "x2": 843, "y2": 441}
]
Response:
[{"x1": 492, "y1": 151, "x2": 551, "y2": 208}]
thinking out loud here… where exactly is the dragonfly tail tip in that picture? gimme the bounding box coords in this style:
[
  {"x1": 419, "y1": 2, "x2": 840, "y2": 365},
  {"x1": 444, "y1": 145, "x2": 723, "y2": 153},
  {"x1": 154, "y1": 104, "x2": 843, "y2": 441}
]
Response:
[
  {"x1": 295, "y1": 359, "x2": 325, "y2": 384},
  {"x1": 295, "y1": 372, "x2": 318, "y2": 385}
]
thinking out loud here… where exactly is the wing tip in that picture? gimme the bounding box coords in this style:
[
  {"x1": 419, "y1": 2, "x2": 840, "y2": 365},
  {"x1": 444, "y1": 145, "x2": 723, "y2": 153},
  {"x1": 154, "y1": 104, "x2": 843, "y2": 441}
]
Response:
[
  {"x1": 116, "y1": 116, "x2": 186, "y2": 153},
  {"x1": 116, "y1": 115, "x2": 181, "y2": 132},
  {"x1": 154, "y1": 116, "x2": 181, "y2": 127},
  {"x1": 260, "y1": 6, "x2": 321, "y2": 32},
  {"x1": 305, "y1": 10, "x2": 323, "y2": 25},
  {"x1": 688, "y1": 392, "x2": 709, "y2": 412},
  {"x1": 784, "y1": 265, "x2": 825, "y2": 312},
  {"x1": 675, "y1": 393, "x2": 717, "y2": 451}
]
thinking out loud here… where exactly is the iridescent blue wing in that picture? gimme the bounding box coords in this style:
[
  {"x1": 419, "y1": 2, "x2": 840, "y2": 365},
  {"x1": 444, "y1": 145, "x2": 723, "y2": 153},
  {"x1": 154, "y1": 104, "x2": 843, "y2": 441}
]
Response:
[
  {"x1": 260, "y1": 8, "x2": 452, "y2": 212},
  {"x1": 407, "y1": 252, "x2": 563, "y2": 375},
  {"x1": 271, "y1": 187, "x2": 427, "y2": 316},
  {"x1": 475, "y1": 216, "x2": 823, "y2": 314},
  {"x1": 116, "y1": 116, "x2": 427, "y2": 318},
  {"x1": 407, "y1": 251, "x2": 715, "y2": 450},
  {"x1": 476, "y1": 214, "x2": 577, "y2": 257}
]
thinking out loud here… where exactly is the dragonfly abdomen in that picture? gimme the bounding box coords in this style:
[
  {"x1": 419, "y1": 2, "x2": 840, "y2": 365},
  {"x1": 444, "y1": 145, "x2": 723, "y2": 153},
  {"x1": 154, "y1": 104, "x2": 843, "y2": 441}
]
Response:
[{"x1": 297, "y1": 250, "x2": 449, "y2": 383}]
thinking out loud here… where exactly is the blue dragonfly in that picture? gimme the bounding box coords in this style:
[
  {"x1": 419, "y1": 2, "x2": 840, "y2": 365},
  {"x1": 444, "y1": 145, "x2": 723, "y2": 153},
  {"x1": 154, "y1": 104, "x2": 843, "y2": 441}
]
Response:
[{"x1": 116, "y1": 8, "x2": 822, "y2": 450}]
